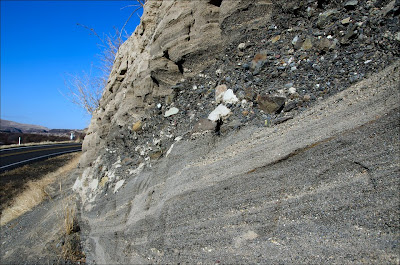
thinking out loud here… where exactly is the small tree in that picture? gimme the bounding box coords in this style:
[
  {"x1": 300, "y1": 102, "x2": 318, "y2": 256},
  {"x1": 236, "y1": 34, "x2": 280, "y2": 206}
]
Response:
[
  {"x1": 63, "y1": 69, "x2": 103, "y2": 115},
  {"x1": 63, "y1": 0, "x2": 146, "y2": 115}
]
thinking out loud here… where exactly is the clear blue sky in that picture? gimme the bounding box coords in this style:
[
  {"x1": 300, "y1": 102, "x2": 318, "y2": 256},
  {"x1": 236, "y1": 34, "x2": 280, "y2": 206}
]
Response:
[{"x1": 1, "y1": 1, "x2": 142, "y2": 129}]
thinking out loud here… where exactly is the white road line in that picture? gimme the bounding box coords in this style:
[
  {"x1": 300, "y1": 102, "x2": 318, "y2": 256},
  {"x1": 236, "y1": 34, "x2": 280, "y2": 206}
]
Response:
[
  {"x1": 0, "y1": 143, "x2": 81, "y2": 152},
  {"x1": 0, "y1": 149, "x2": 81, "y2": 170}
]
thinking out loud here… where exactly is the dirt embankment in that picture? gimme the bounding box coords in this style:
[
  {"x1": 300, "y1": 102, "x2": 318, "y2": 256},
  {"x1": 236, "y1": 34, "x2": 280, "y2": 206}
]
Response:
[
  {"x1": 0, "y1": 153, "x2": 85, "y2": 264},
  {"x1": 73, "y1": 0, "x2": 399, "y2": 263}
]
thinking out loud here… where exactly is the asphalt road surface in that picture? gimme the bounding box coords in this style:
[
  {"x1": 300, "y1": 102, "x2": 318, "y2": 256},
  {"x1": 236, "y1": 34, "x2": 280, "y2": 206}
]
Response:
[{"x1": 0, "y1": 143, "x2": 82, "y2": 172}]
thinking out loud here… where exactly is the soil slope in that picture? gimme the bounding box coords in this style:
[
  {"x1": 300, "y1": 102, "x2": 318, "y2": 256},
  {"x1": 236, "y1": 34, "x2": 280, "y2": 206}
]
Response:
[{"x1": 73, "y1": 0, "x2": 400, "y2": 263}]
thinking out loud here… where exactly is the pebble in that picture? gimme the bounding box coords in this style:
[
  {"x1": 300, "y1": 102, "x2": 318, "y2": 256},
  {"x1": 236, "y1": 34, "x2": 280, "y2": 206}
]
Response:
[
  {"x1": 395, "y1": 32, "x2": 400, "y2": 42},
  {"x1": 288, "y1": 87, "x2": 297, "y2": 94},
  {"x1": 283, "y1": 100, "x2": 297, "y2": 112},
  {"x1": 292, "y1": 36, "x2": 299, "y2": 46},
  {"x1": 238, "y1": 43, "x2": 246, "y2": 51},
  {"x1": 317, "y1": 9, "x2": 339, "y2": 29},
  {"x1": 164, "y1": 107, "x2": 179, "y2": 117},
  {"x1": 317, "y1": 38, "x2": 332, "y2": 52},
  {"x1": 285, "y1": 83, "x2": 294, "y2": 88},
  {"x1": 132, "y1": 121, "x2": 143, "y2": 132},
  {"x1": 303, "y1": 95, "x2": 311, "y2": 101},
  {"x1": 242, "y1": 63, "x2": 250, "y2": 70},
  {"x1": 270, "y1": 35, "x2": 281, "y2": 43},
  {"x1": 344, "y1": 0, "x2": 358, "y2": 9},
  {"x1": 341, "y1": 17, "x2": 351, "y2": 24},
  {"x1": 301, "y1": 37, "x2": 313, "y2": 50}
]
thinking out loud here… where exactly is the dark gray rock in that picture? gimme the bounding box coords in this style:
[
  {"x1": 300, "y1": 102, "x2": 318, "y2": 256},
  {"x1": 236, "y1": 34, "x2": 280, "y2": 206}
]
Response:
[{"x1": 344, "y1": 0, "x2": 358, "y2": 9}]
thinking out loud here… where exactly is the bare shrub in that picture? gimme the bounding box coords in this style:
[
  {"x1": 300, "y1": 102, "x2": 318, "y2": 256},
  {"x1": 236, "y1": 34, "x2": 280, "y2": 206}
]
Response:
[
  {"x1": 63, "y1": 69, "x2": 103, "y2": 115},
  {"x1": 62, "y1": 0, "x2": 146, "y2": 115}
]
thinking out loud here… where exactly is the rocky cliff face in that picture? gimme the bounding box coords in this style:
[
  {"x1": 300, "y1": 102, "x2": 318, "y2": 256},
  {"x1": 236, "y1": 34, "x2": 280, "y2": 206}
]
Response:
[{"x1": 74, "y1": 0, "x2": 399, "y2": 263}]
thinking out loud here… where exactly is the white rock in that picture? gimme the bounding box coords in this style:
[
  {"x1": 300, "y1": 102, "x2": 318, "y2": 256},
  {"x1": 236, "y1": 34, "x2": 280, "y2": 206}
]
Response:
[
  {"x1": 288, "y1": 87, "x2": 297, "y2": 94},
  {"x1": 72, "y1": 177, "x2": 82, "y2": 192},
  {"x1": 166, "y1": 143, "x2": 174, "y2": 157},
  {"x1": 128, "y1": 163, "x2": 144, "y2": 175},
  {"x1": 208, "y1": 104, "x2": 231, "y2": 121},
  {"x1": 164, "y1": 107, "x2": 179, "y2": 117},
  {"x1": 108, "y1": 171, "x2": 116, "y2": 181},
  {"x1": 292, "y1": 36, "x2": 299, "y2": 45},
  {"x1": 73, "y1": 167, "x2": 91, "y2": 191},
  {"x1": 90, "y1": 178, "x2": 99, "y2": 191},
  {"x1": 238, "y1": 42, "x2": 246, "y2": 50},
  {"x1": 222, "y1": 89, "x2": 238, "y2": 104},
  {"x1": 114, "y1": 180, "x2": 125, "y2": 193}
]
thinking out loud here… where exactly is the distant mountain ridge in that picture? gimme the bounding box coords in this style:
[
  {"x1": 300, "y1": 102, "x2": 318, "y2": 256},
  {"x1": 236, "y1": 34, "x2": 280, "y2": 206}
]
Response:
[
  {"x1": 0, "y1": 119, "x2": 49, "y2": 133},
  {"x1": 0, "y1": 119, "x2": 84, "y2": 133},
  {"x1": 0, "y1": 119, "x2": 86, "y2": 145}
]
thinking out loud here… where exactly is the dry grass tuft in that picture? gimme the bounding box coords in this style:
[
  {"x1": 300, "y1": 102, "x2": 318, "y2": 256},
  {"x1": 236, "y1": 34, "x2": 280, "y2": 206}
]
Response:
[
  {"x1": 0, "y1": 154, "x2": 81, "y2": 226},
  {"x1": 59, "y1": 183, "x2": 85, "y2": 262}
]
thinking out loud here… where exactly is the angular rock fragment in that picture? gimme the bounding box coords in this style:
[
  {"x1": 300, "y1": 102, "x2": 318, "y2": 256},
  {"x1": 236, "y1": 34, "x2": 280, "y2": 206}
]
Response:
[
  {"x1": 215, "y1": 84, "x2": 227, "y2": 103},
  {"x1": 256, "y1": 95, "x2": 286, "y2": 114},
  {"x1": 244, "y1": 87, "x2": 256, "y2": 101},
  {"x1": 251, "y1": 52, "x2": 267, "y2": 74},
  {"x1": 222, "y1": 89, "x2": 238, "y2": 104},
  {"x1": 193, "y1": 118, "x2": 216, "y2": 133},
  {"x1": 301, "y1": 37, "x2": 313, "y2": 50},
  {"x1": 344, "y1": 0, "x2": 358, "y2": 10},
  {"x1": 208, "y1": 104, "x2": 231, "y2": 121},
  {"x1": 317, "y1": 38, "x2": 332, "y2": 52},
  {"x1": 283, "y1": 100, "x2": 298, "y2": 112},
  {"x1": 273, "y1": 116, "x2": 294, "y2": 125},
  {"x1": 316, "y1": 9, "x2": 339, "y2": 29}
]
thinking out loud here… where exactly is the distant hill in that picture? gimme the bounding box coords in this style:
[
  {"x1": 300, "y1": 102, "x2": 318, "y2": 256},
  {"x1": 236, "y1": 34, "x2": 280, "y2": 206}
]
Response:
[
  {"x1": 0, "y1": 119, "x2": 49, "y2": 133},
  {"x1": 0, "y1": 119, "x2": 86, "y2": 145}
]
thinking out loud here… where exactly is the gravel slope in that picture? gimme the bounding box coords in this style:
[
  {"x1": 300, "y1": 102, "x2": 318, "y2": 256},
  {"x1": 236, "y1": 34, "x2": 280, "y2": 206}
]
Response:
[{"x1": 79, "y1": 61, "x2": 399, "y2": 264}]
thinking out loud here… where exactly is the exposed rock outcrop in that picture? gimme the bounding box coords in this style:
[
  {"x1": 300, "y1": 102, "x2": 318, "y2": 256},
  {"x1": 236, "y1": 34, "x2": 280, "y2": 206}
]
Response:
[{"x1": 74, "y1": 0, "x2": 400, "y2": 263}]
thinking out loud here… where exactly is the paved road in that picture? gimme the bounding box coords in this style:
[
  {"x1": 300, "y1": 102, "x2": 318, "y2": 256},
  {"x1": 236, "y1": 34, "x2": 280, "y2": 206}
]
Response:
[{"x1": 0, "y1": 143, "x2": 82, "y2": 172}]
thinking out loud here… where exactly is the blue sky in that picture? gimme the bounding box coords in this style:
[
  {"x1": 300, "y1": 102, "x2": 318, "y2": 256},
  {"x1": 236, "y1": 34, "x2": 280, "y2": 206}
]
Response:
[{"x1": 1, "y1": 1, "x2": 142, "y2": 129}]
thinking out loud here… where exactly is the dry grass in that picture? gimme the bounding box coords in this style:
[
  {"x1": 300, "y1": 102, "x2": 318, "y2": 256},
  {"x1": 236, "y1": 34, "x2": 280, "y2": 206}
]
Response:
[
  {"x1": 58, "y1": 182, "x2": 86, "y2": 263},
  {"x1": 0, "y1": 153, "x2": 81, "y2": 226},
  {"x1": 59, "y1": 182, "x2": 77, "y2": 236}
]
